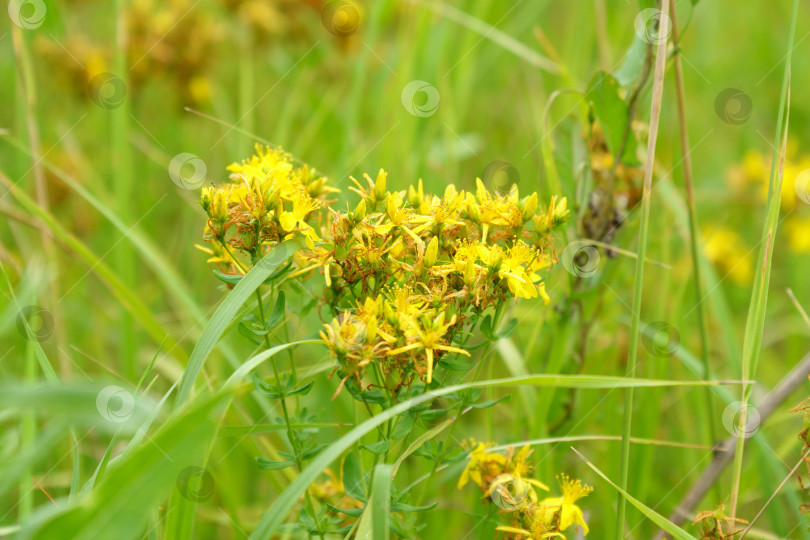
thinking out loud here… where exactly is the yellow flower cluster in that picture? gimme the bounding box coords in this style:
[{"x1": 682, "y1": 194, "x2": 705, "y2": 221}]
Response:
[
  {"x1": 317, "y1": 172, "x2": 568, "y2": 395},
  {"x1": 198, "y1": 145, "x2": 337, "y2": 269},
  {"x1": 458, "y1": 440, "x2": 592, "y2": 539},
  {"x1": 199, "y1": 146, "x2": 569, "y2": 397}
]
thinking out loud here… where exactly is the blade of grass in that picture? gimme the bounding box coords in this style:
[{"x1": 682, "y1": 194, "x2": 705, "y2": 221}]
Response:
[
  {"x1": 355, "y1": 463, "x2": 392, "y2": 540},
  {"x1": 573, "y1": 447, "x2": 697, "y2": 540},
  {"x1": 0, "y1": 170, "x2": 188, "y2": 364},
  {"x1": 616, "y1": 0, "x2": 670, "y2": 536},
  {"x1": 174, "y1": 237, "x2": 305, "y2": 407},
  {"x1": 730, "y1": 0, "x2": 799, "y2": 519}
]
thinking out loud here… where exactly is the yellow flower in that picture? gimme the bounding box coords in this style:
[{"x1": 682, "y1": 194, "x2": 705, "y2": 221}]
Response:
[
  {"x1": 457, "y1": 440, "x2": 507, "y2": 490},
  {"x1": 787, "y1": 216, "x2": 810, "y2": 253},
  {"x1": 534, "y1": 474, "x2": 593, "y2": 535},
  {"x1": 279, "y1": 188, "x2": 322, "y2": 248},
  {"x1": 387, "y1": 310, "x2": 470, "y2": 383},
  {"x1": 702, "y1": 226, "x2": 752, "y2": 285}
]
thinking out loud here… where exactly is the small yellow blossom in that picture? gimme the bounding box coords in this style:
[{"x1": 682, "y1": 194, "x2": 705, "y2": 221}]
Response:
[{"x1": 534, "y1": 474, "x2": 593, "y2": 535}]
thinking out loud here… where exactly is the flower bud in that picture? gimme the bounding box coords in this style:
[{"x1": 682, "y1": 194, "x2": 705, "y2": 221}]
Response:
[
  {"x1": 521, "y1": 192, "x2": 538, "y2": 222},
  {"x1": 200, "y1": 186, "x2": 213, "y2": 216},
  {"x1": 373, "y1": 169, "x2": 387, "y2": 201},
  {"x1": 425, "y1": 236, "x2": 439, "y2": 267},
  {"x1": 351, "y1": 198, "x2": 367, "y2": 223}
]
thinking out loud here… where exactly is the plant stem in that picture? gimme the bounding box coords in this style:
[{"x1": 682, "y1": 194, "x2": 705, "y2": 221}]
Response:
[
  {"x1": 255, "y1": 286, "x2": 324, "y2": 539},
  {"x1": 615, "y1": 0, "x2": 670, "y2": 536},
  {"x1": 729, "y1": 0, "x2": 799, "y2": 520},
  {"x1": 668, "y1": 0, "x2": 718, "y2": 475}
]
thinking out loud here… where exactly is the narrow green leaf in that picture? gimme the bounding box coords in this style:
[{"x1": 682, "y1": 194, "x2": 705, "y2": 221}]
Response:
[
  {"x1": 573, "y1": 448, "x2": 696, "y2": 539},
  {"x1": 175, "y1": 237, "x2": 305, "y2": 407}
]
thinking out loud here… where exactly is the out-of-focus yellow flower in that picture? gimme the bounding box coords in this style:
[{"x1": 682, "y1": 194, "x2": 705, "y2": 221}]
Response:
[
  {"x1": 534, "y1": 474, "x2": 593, "y2": 535},
  {"x1": 702, "y1": 226, "x2": 753, "y2": 285},
  {"x1": 787, "y1": 216, "x2": 810, "y2": 254}
]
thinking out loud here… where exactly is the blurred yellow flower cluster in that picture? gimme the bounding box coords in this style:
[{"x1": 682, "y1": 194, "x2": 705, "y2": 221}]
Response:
[
  {"x1": 725, "y1": 146, "x2": 810, "y2": 255},
  {"x1": 701, "y1": 227, "x2": 752, "y2": 285},
  {"x1": 199, "y1": 145, "x2": 568, "y2": 397},
  {"x1": 458, "y1": 440, "x2": 592, "y2": 539}
]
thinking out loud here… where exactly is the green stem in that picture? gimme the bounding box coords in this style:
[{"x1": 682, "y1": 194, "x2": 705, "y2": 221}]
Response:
[
  {"x1": 668, "y1": 0, "x2": 718, "y2": 482},
  {"x1": 729, "y1": 0, "x2": 799, "y2": 520},
  {"x1": 615, "y1": 0, "x2": 670, "y2": 536}
]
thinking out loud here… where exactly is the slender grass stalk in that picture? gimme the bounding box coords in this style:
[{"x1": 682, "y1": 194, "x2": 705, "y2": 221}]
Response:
[
  {"x1": 615, "y1": 0, "x2": 670, "y2": 536},
  {"x1": 113, "y1": 0, "x2": 136, "y2": 379},
  {"x1": 668, "y1": 0, "x2": 718, "y2": 469},
  {"x1": 729, "y1": 0, "x2": 799, "y2": 519},
  {"x1": 10, "y1": 18, "x2": 65, "y2": 370}
]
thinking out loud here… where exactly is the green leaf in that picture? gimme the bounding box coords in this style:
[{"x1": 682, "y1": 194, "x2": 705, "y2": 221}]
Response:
[
  {"x1": 355, "y1": 464, "x2": 391, "y2": 540},
  {"x1": 342, "y1": 450, "x2": 367, "y2": 501},
  {"x1": 175, "y1": 237, "x2": 305, "y2": 407},
  {"x1": 392, "y1": 418, "x2": 454, "y2": 477},
  {"x1": 390, "y1": 412, "x2": 416, "y2": 440},
  {"x1": 614, "y1": 34, "x2": 649, "y2": 88},
  {"x1": 572, "y1": 448, "x2": 696, "y2": 539},
  {"x1": 586, "y1": 71, "x2": 639, "y2": 165},
  {"x1": 469, "y1": 394, "x2": 511, "y2": 409},
  {"x1": 256, "y1": 458, "x2": 296, "y2": 471},
  {"x1": 361, "y1": 441, "x2": 391, "y2": 455}
]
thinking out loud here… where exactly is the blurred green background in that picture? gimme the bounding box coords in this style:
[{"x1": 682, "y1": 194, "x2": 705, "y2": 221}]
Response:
[{"x1": 2, "y1": 0, "x2": 810, "y2": 538}]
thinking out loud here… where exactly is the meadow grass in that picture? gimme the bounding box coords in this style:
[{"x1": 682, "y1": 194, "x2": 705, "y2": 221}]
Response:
[{"x1": 2, "y1": 1, "x2": 810, "y2": 539}]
